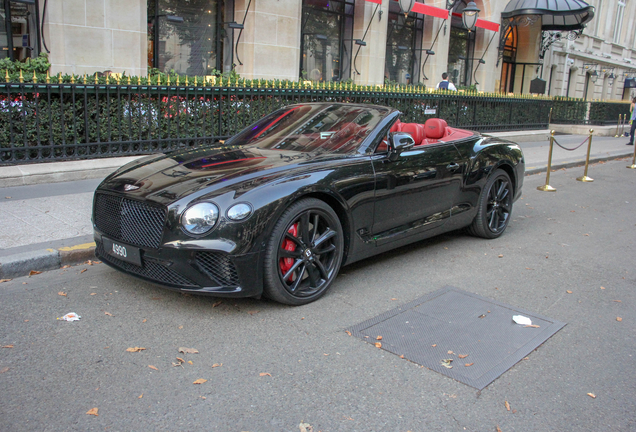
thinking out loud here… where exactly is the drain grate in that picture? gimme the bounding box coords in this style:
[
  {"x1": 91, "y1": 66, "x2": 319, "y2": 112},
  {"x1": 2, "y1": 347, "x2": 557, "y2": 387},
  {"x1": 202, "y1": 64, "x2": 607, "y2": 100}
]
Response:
[{"x1": 347, "y1": 286, "x2": 566, "y2": 390}]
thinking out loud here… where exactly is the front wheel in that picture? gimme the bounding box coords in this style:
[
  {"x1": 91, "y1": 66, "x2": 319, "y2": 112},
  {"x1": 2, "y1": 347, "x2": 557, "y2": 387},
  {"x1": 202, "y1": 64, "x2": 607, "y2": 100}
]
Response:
[
  {"x1": 467, "y1": 169, "x2": 513, "y2": 239},
  {"x1": 263, "y1": 198, "x2": 344, "y2": 305}
]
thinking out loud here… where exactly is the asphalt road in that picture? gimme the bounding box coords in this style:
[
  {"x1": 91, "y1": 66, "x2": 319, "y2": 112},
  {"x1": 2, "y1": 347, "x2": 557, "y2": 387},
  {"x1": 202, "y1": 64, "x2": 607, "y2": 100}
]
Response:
[{"x1": 1, "y1": 159, "x2": 635, "y2": 432}]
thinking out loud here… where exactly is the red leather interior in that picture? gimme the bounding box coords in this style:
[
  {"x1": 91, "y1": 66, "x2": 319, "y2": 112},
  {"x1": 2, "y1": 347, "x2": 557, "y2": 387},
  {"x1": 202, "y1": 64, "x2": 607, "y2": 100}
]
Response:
[
  {"x1": 401, "y1": 123, "x2": 425, "y2": 146},
  {"x1": 389, "y1": 119, "x2": 402, "y2": 133},
  {"x1": 424, "y1": 118, "x2": 448, "y2": 139}
]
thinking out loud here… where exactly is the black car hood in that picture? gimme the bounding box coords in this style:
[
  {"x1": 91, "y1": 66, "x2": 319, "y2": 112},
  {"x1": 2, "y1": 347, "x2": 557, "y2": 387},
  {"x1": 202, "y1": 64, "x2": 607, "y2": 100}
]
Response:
[{"x1": 98, "y1": 145, "x2": 346, "y2": 205}]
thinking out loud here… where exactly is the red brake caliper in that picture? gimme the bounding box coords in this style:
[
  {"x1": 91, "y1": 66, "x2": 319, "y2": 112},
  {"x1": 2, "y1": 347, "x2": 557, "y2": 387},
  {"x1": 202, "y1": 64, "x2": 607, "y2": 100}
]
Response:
[{"x1": 279, "y1": 223, "x2": 298, "y2": 276}]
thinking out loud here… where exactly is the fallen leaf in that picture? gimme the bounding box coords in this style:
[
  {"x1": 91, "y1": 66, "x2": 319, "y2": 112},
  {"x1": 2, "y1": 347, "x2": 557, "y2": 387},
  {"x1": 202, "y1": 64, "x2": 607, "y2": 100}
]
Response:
[
  {"x1": 142, "y1": 319, "x2": 147, "y2": 322},
  {"x1": 80, "y1": 269, "x2": 87, "y2": 273},
  {"x1": 616, "y1": 317, "x2": 622, "y2": 322},
  {"x1": 525, "y1": 268, "x2": 534, "y2": 270},
  {"x1": 85, "y1": 260, "x2": 96, "y2": 265},
  {"x1": 5, "y1": 196, "x2": 10, "y2": 198},
  {"x1": 496, "y1": 426, "x2": 502, "y2": 432},
  {"x1": 505, "y1": 401, "x2": 511, "y2": 411},
  {"x1": 259, "y1": 373, "x2": 272, "y2": 377},
  {"x1": 148, "y1": 365, "x2": 158, "y2": 371},
  {"x1": 0, "y1": 279, "x2": 11, "y2": 283},
  {"x1": 600, "y1": 286, "x2": 606, "y2": 290},
  {"x1": 211, "y1": 363, "x2": 222, "y2": 368},
  {"x1": 374, "y1": 342, "x2": 382, "y2": 348},
  {"x1": 431, "y1": 344, "x2": 437, "y2": 347},
  {"x1": 104, "y1": 311, "x2": 113, "y2": 316},
  {"x1": 441, "y1": 359, "x2": 453, "y2": 369},
  {"x1": 524, "y1": 324, "x2": 541, "y2": 328},
  {"x1": 212, "y1": 300, "x2": 222, "y2": 307},
  {"x1": 86, "y1": 408, "x2": 99, "y2": 416},
  {"x1": 498, "y1": 254, "x2": 504, "y2": 258},
  {"x1": 176, "y1": 357, "x2": 185, "y2": 363},
  {"x1": 193, "y1": 378, "x2": 207, "y2": 384},
  {"x1": 299, "y1": 422, "x2": 314, "y2": 432},
  {"x1": 61, "y1": 265, "x2": 71, "y2": 269},
  {"x1": 2, "y1": 345, "x2": 14, "y2": 348},
  {"x1": 566, "y1": 290, "x2": 573, "y2": 294},
  {"x1": 0, "y1": 367, "x2": 9, "y2": 373},
  {"x1": 587, "y1": 393, "x2": 596, "y2": 398},
  {"x1": 138, "y1": 394, "x2": 143, "y2": 399},
  {"x1": 613, "y1": 300, "x2": 621, "y2": 303},
  {"x1": 178, "y1": 347, "x2": 199, "y2": 354},
  {"x1": 247, "y1": 310, "x2": 259, "y2": 315},
  {"x1": 188, "y1": 361, "x2": 193, "y2": 365},
  {"x1": 465, "y1": 363, "x2": 474, "y2": 367},
  {"x1": 458, "y1": 354, "x2": 468, "y2": 359},
  {"x1": 376, "y1": 336, "x2": 383, "y2": 340},
  {"x1": 399, "y1": 355, "x2": 405, "y2": 359},
  {"x1": 584, "y1": 233, "x2": 589, "y2": 236},
  {"x1": 178, "y1": 326, "x2": 183, "y2": 329},
  {"x1": 345, "y1": 331, "x2": 352, "y2": 336},
  {"x1": 323, "y1": 353, "x2": 329, "y2": 356},
  {"x1": 28, "y1": 270, "x2": 42, "y2": 276},
  {"x1": 126, "y1": 347, "x2": 146, "y2": 352},
  {"x1": 447, "y1": 350, "x2": 454, "y2": 355},
  {"x1": 478, "y1": 314, "x2": 486, "y2": 318},
  {"x1": 391, "y1": 298, "x2": 398, "y2": 301},
  {"x1": 90, "y1": 293, "x2": 96, "y2": 295}
]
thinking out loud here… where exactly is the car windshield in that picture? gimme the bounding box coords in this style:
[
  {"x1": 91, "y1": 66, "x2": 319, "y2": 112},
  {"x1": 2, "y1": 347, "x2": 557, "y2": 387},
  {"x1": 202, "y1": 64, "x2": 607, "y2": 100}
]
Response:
[{"x1": 225, "y1": 104, "x2": 390, "y2": 154}]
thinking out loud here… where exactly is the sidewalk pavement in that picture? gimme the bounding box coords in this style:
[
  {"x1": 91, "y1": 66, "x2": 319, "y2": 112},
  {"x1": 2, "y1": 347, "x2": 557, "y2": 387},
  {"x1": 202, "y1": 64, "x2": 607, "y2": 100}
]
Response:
[{"x1": 1, "y1": 131, "x2": 634, "y2": 280}]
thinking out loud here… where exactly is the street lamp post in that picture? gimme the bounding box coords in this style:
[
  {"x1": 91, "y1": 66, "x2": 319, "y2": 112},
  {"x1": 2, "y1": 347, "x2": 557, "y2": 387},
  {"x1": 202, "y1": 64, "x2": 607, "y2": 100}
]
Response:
[{"x1": 462, "y1": 2, "x2": 480, "y2": 32}]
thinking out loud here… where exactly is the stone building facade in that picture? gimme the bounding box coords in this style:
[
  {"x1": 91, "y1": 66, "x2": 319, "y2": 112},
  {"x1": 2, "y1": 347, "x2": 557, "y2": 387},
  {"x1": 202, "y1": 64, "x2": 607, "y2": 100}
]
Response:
[{"x1": 1, "y1": 0, "x2": 634, "y2": 100}]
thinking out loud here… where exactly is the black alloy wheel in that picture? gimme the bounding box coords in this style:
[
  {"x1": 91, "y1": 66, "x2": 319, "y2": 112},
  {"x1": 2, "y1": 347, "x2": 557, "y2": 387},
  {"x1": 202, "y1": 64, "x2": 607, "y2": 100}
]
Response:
[
  {"x1": 467, "y1": 169, "x2": 513, "y2": 239},
  {"x1": 263, "y1": 198, "x2": 344, "y2": 305}
]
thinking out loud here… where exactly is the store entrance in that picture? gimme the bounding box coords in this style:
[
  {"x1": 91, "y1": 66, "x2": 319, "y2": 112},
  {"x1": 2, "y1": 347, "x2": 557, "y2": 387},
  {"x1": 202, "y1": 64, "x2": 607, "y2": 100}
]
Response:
[{"x1": 1, "y1": 0, "x2": 41, "y2": 61}]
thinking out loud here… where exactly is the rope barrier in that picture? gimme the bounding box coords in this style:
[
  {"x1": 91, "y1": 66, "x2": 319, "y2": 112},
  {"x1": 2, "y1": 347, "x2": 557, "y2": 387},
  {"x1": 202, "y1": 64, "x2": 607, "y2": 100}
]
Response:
[{"x1": 552, "y1": 136, "x2": 589, "y2": 152}]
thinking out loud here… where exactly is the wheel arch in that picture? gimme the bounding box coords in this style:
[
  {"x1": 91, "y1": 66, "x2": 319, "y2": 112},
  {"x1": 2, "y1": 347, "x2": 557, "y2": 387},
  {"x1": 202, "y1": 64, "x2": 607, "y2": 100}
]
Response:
[{"x1": 494, "y1": 161, "x2": 517, "y2": 194}]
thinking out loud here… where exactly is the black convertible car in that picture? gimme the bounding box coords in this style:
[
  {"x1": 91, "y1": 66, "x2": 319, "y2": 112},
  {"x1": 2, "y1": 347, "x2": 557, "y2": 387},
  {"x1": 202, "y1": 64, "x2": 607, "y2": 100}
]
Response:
[{"x1": 93, "y1": 103, "x2": 524, "y2": 305}]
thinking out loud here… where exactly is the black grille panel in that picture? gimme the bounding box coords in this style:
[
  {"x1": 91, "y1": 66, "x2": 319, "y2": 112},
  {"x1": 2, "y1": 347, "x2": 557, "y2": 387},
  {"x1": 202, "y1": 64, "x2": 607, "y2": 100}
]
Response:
[
  {"x1": 196, "y1": 252, "x2": 240, "y2": 286},
  {"x1": 96, "y1": 241, "x2": 196, "y2": 287},
  {"x1": 94, "y1": 193, "x2": 166, "y2": 249}
]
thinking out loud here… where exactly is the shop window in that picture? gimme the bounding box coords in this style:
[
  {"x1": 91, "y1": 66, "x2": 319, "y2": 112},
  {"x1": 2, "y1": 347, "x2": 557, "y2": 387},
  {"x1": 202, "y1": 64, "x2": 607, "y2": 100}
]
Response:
[
  {"x1": 300, "y1": 0, "x2": 354, "y2": 82},
  {"x1": 384, "y1": 1, "x2": 424, "y2": 85},
  {"x1": 447, "y1": 1, "x2": 475, "y2": 88},
  {"x1": 1, "y1": 0, "x2": 41, "y2": 61},
  {"x1": 148, "y1": 0, "x2": 235, "y2": 75}
]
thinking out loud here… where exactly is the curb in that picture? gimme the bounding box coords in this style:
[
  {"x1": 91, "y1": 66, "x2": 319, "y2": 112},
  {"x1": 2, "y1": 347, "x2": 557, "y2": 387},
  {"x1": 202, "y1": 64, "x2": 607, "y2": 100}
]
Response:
[{"x1": 0, "y1": 242, "x2": 96, "y2": 280}]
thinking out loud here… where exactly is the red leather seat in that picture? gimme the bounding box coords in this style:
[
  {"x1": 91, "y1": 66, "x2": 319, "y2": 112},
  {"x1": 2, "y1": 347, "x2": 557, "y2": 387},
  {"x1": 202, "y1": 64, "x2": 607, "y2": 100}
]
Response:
[
  {"x1": 401, "y1": 123, "x2": 425, "y2": 146},
  {"x1": 389, "y1": 119, "x2": 402, "y2": 133},
  {"x1": 424, "y1": 118, "x2": 448, "y2": 139}
]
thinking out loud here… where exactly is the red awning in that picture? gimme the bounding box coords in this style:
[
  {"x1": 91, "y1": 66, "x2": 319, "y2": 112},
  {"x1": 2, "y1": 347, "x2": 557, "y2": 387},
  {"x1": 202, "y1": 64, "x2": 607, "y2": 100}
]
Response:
[
  {"x1": 412, "y1": 2, "x2": 449, "y2": 19},
  {"x1": 451, "y1": 12, "x2": 500, "y2": 32},
  {"x1": 365, "y1": 0, "x2": 382, "y2": 4}
]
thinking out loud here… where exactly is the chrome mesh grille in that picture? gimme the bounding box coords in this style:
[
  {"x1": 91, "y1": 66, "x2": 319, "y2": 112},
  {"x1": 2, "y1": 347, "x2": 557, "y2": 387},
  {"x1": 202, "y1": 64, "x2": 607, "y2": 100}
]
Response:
[
  {"x1": 94, "y1": 193, "x2": 165, "y2": 249},
  {"x1": 96, "y1": 241, "x2": 196, "y2": 287},
  {"x1": 195, "y1": 252, "x2": 240, "y2": 286}
]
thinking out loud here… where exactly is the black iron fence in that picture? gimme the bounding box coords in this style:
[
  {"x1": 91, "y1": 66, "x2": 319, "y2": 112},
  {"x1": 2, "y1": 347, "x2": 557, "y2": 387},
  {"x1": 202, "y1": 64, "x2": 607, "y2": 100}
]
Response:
[{"x1": 0, "y1": 82, "x2": 629, "y2": 165}]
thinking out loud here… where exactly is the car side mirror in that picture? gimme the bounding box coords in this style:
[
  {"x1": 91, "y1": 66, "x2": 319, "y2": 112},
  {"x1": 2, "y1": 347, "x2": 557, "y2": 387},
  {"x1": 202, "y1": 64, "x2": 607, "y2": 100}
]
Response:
[{"x1": 388, "y1": 132, "x2": 415, "y2": 161}]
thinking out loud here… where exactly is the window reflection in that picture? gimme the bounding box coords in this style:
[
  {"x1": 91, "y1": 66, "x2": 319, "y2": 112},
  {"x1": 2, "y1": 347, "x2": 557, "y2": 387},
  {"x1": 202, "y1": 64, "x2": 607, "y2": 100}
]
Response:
[
  {"x1": 384, "y1": 1, "x2": 423, "y2": 85},
  {"x1": 447, "y1": 1, "x2": 475, "y2": 88},
  {"x1": 301, "y1": 0, "x2": 354, "y2": 81},
  {"x1": 1, "y1": 0, "x2": 40, "y2": 61}
]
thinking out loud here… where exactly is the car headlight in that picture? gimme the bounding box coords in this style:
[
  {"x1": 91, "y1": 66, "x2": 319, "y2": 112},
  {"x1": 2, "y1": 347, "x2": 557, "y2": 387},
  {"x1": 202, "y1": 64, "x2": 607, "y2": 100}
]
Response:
[
  {"x1": 227, "y1": 203, "x2": 253, "y2": 221},
  {"x1": 182, "y1": 203, "x2": 219, "y2": 235}
]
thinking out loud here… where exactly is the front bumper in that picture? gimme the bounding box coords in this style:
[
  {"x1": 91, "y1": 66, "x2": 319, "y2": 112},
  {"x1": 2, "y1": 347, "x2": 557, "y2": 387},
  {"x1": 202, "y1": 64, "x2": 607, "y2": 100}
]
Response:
[{"x1": 94, "y1": 233, "x2": 264, "y2": 298}]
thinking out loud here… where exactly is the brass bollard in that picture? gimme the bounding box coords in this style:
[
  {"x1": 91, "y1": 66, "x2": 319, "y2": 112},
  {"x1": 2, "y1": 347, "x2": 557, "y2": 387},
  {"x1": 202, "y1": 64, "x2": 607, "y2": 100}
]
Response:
[
  {"x1": 576, "y1": 129, "x2": 594, "y2": 182},
  {"x1": 614, "y1": 114, "x2": 622, "y2": 137},
  {"x1": 537, "y1": 130, "x2": 557, "y2": 192}
]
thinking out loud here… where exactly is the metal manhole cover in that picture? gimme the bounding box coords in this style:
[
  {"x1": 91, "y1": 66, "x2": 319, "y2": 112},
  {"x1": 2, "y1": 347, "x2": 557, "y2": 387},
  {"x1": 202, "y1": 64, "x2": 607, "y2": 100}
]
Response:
[{"x1": 347, "y1": 286, "x2": 566, "y2": 389}]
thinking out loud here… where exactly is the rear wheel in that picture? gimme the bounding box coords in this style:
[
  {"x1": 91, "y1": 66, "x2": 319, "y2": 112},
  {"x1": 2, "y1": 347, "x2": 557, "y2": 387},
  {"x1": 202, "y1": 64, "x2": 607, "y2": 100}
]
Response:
[
  {"x1": 467, "y1": 169, "x2": 513, "y2": 239},
  {"x1": 263, "y1": 198, "x2": 344, "y2": 305}
]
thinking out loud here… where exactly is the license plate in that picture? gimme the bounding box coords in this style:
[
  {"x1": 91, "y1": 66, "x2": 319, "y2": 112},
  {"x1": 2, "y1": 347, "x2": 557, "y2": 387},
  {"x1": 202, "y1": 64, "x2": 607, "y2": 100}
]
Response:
[{"x1": 103, "y1": 237, "x2": 142, "y2": 266}]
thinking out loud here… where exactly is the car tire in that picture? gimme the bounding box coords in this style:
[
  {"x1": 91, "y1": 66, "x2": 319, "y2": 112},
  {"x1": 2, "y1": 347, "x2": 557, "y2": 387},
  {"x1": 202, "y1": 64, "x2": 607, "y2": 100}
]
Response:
[
  {"x1": 263, "y1": 198, "x2": 344, "y2": 306},
  {"x1": 467, "y1": 169, "x2": 513, "y2": 239}
]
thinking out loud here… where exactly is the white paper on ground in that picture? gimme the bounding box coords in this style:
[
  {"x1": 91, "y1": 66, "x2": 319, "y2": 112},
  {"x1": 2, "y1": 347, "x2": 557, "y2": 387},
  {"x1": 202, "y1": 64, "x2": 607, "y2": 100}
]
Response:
[
  {"x1": 512, "y1": 315, "x2": 532, "y2": 326},
  {"x1": 58, "y1": 312, "x2": 81, "y2": 321}
]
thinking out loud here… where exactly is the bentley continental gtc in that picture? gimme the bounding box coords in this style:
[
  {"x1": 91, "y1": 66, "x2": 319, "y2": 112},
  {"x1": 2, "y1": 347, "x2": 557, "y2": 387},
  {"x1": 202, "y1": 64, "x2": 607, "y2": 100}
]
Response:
[{"x1": 93, "y1": 103, "x2": 524, "y2": 305}]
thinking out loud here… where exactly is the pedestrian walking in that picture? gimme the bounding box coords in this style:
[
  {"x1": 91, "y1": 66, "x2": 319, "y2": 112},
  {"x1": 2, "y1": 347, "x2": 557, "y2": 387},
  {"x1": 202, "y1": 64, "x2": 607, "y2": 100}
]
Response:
[
  {"x1": 436, "y1": 73, "x2": 457, "y2": 91},
  {"x1": 627, "y1": 96, "x2": 636, "y2": 146}
]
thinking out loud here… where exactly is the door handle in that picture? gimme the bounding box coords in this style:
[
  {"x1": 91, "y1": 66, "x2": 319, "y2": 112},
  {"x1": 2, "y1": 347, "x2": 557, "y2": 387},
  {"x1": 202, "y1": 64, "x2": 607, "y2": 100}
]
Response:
[{"x1": 446, "y1": 162, "x2": 460, "y2": 171}]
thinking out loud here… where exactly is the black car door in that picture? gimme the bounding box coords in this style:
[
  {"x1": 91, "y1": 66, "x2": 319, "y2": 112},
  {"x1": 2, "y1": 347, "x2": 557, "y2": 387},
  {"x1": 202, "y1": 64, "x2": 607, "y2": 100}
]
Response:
[{"x1": 371, "y1": 143, "x2": 464, "y2": 246}]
